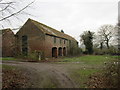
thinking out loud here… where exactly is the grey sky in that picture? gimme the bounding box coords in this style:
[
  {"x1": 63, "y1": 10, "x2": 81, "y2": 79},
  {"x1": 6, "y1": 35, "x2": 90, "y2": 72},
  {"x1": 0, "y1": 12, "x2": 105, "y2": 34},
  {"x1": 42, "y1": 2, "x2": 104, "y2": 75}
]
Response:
[{"x1": 0, "y1": 0, "x2": 118, "y2": 42}]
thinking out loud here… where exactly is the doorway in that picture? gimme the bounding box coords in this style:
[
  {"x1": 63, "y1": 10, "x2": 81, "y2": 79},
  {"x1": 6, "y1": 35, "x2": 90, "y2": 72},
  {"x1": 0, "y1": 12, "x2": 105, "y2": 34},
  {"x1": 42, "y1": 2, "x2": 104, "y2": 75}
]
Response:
[
  {"x1": 63, "y1": 47, "x2": 66, "y2": 56},
  {"x1": 52, "y1": 47, "x2": 57, "y2": 58},
  {"x1": 58, "y1": 47, "x2": 62, "y2": 56}
]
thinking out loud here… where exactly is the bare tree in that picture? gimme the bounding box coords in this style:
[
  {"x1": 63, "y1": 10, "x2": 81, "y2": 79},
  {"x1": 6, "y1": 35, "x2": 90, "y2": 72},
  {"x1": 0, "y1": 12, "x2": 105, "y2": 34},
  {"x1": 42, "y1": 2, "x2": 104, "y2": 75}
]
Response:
[
  {"x1": 0, "y1": 0, "x2": 35, "y2": 28},
  {"x1": 98, "y1": 25, "x2": 114, "y2": 49},
  {"x1": 94, "y1": 32, "x2": 105, "y2": 50}
]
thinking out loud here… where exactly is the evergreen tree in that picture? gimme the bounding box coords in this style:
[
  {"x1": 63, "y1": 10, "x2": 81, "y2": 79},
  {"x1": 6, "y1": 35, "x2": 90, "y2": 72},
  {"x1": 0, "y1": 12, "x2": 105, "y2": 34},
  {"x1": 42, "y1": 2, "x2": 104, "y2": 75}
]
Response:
[{"x1": 80, "y1": 31, "x2": 94, "y2": 54}]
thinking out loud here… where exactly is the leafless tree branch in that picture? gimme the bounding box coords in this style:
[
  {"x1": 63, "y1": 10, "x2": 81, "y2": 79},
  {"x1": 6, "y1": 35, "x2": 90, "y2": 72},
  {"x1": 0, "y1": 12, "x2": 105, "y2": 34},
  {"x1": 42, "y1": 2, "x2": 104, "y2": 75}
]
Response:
[
  {"x1": 0, "y1": 2, "x2": 15, "y2": 5},
  {"x1": 97, "y1": 25, "x2": 114, "y2": 49},
  {"x1": 0, "y1": 0, "x2": 34, "y2": 21}
]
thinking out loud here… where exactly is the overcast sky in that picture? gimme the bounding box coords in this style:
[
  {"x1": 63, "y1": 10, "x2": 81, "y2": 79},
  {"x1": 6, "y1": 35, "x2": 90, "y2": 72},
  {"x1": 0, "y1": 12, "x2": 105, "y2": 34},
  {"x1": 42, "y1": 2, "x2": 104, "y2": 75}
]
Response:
[{"x1": 0, "y1": 0, "x2": 119, "y2": 42}]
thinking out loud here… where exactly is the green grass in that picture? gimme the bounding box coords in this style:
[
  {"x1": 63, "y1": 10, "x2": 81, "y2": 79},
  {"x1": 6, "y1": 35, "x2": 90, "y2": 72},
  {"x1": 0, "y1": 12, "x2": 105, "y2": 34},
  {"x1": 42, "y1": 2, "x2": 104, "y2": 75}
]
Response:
[
  {"x1": 1, "y1": 57, "x2": 17, "y2": 61},
  {"x1": 70, "y1": 68, "x2": 100, "y2": 88},
  {"x1": 2, "y1": 64, "x2": 16, "y2": 70},
  {"x1": 60, "y1": 55, "x2": 113, "y2": 65},
  {"x1": 110, "y1": 55, "x2": 120, "y2": 59},
  {"x1": 60, "y1": 55, "x2": 116, "y2": 88}
]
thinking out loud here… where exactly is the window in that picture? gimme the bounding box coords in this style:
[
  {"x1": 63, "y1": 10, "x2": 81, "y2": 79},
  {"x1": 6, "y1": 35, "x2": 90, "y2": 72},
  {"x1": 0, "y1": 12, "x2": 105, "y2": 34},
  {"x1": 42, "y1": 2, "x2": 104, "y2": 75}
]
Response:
[
  {"x1": 69, "y1": 40, "x2": 71, "y2": 46},
  {"x1": 64, "y1": 40, "x2": 65, "y2": 44},
  {"x1": 54, "y1": 37, "x2": 56, "y2": 43},
  {"x1": 60, "y1": 38, "x2": 62, "y2": 44}
]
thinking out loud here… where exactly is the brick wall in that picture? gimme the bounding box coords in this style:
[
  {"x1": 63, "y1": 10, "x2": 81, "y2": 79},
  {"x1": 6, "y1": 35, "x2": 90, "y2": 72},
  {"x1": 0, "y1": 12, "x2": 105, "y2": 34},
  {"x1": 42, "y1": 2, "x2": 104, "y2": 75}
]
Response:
[
  {"x1": 16, "y1": 19, "x2": 45, "y2": 56},
  {"x1": 44, "y1": 34, "x2": 69, "y2": 58},
  {"x1": 2, "y1": 29, "x2": 15, "y2": 57}
]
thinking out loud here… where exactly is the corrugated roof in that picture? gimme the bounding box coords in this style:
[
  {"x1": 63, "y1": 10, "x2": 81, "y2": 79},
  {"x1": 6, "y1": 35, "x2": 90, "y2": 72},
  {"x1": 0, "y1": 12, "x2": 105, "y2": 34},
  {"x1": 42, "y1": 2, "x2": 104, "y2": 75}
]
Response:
[{"x1": 29, "y1": 19, "x2": 77, "y2": 41}]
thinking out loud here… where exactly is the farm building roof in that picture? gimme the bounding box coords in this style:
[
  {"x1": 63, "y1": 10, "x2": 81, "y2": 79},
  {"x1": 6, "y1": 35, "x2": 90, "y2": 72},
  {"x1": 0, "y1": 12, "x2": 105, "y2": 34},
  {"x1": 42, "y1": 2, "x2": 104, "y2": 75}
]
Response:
[
  {"x1": 29, "y1": 18, "x2": 77, "y2": 41},
  {"x1": 0, "y1": 28, "x2": 14, "y2": 35}
]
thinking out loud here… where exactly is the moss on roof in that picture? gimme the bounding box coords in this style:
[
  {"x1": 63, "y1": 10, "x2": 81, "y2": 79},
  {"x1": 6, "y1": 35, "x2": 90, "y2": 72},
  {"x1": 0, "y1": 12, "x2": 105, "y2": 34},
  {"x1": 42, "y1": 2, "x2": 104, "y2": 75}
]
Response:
[{"x1": 29, "y1": 18, "x2": 77, "y2": 41}]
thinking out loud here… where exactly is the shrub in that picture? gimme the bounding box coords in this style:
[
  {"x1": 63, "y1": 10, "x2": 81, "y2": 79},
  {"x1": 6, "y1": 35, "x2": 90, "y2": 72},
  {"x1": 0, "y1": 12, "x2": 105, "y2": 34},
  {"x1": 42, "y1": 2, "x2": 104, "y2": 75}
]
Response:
[
  {"x1": 87, "y1": 57, "x2": 120, "y2": 88},
  {"x1": 69, "y1": 47, "x2": 83, "y2": 56},
  {"x1": 103, "y1": 59, "x2": 120, "y2": 88},
  {"x1": 28, "y1": 51, "x2": 45, "y2": 61},
  {"x1": 27, "y1": 51, "x2": 38, "y2": 61},
  {"x1": 15, "y1": 51, "x2": 45, "y2": 61},
  {"x1": 93, "y1": 46, "x2": 119, "y2": 55}
]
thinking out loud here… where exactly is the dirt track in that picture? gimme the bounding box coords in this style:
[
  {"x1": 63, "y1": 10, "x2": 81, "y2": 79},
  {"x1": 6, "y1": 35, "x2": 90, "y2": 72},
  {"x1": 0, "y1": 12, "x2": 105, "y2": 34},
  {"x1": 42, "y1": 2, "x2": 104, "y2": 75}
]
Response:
[{"x1": 3, "y1": 61, "x2": 77, "y2": 88}]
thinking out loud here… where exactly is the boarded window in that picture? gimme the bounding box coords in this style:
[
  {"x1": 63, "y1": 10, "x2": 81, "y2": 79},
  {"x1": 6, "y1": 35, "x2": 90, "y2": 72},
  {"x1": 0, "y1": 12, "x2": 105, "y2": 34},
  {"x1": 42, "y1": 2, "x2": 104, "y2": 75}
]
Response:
[{"x1": 22, "y1": 35, "x2": 28, "y2": 56}]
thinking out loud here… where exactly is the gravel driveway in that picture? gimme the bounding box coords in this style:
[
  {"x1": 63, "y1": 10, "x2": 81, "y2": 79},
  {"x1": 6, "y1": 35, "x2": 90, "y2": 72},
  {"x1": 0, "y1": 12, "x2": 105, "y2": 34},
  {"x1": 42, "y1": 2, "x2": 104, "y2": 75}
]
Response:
[{"x1": 3, "y1": 60, "x2": 77, "y2": 88}]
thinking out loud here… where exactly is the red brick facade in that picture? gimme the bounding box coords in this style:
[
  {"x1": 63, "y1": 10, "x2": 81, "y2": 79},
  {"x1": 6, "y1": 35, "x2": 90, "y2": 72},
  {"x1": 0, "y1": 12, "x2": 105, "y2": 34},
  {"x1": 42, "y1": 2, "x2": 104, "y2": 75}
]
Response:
[
  {"x1": 16, "y1": 19, "x2": 78, "y2": 58},
  {"x1": 1, "y1": 29, "x2": 15, "y2": 57}
]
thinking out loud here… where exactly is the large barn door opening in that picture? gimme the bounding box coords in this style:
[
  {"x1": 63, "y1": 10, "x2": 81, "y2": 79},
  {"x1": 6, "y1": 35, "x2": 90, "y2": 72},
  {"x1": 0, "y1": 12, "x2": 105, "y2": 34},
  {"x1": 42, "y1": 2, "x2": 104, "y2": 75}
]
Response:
[
  {"x1": 22, "y1": 35, "x2": 28, "y2": 56},
  {"x1": 63, "y1": 47, "x2": 66, "y2": 56},
  {"x1": 58, "y1": 47, "x2": 62, "y2": 56},
  {"x1": 52, "y1": 47, "x2": 57, "y2": 58}
]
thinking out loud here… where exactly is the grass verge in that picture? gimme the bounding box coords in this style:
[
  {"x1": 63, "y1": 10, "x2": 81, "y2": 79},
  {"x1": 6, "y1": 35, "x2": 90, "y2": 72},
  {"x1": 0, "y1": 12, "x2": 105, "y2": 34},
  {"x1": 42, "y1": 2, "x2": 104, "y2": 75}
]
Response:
[
  {"x1": 2, "y1": 57, "x2": 17, "y2": 61},
  {"x1": 2, "y1": 64, "x2": 16, "y2": 70},
  {"x1": 61, "y1": 55, "x2": 113, "y2": 65},
  {"x1": 63, "y1": 55, "x2": 117, "y2": 88},
  {"x1": 70, "y1": 68, "x2": 101, "y2": 88}
]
